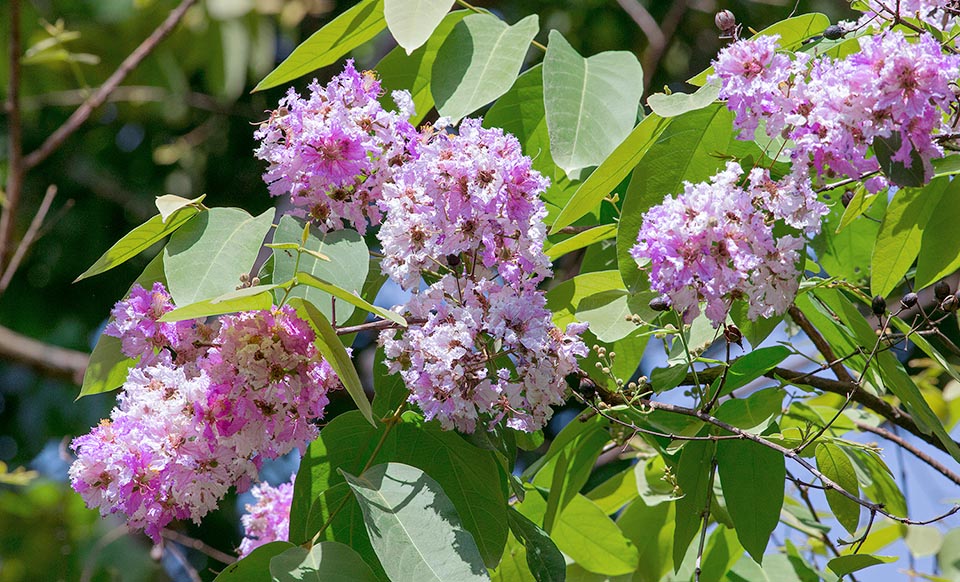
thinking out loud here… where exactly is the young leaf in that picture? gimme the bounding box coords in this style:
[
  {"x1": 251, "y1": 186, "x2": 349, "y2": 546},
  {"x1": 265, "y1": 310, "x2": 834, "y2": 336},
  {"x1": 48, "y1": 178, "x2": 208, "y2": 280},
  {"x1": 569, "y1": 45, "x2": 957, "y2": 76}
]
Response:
[
  {"x1": 646, "y1": 81, "x2": 720, "y2": 118},
  {"x1": 431, "y1": 13, "x2": 539, "y2": 121},
  {"x1": 254, "y1": 0, "x2": 386, "y2": 91},
  {"x1": 545, "y1": 224, "x2": 616, "y2": 261},
  {"x1": 290, "y1": 298, "x2": 375, "y2": 426},
  {"x1": 384, "y1": 0, "x2": 453, "y2": 54},
  {"x1": 815, "y1": 442, "x2": 861, "y2": 535},
  {"x1": 75, "y1": 205, "x2": 200, "y2": 282},
  {"x1": 376, "y1": 11, "x2": 468, "y2": 125},
  {"x1": 716, "y1": 439, "x2": 785, "y2": 563},
  {"x1": 78, "y1": 333, "x2": 136, "y2": 398},
  {"x1": 155, "y1": 193, "x2": 205, "y2": 223},
  {"x1": 827, "y1": 554, "x2": 897, "y2": 577},
  {"x1": 158, "y1": 284, "x2": 278, "y2": 322},
  {"x1": 295, "y1": 272, "x2": 405, "y2": 326},
  {"x1": 342, "y1": 462, "x2": 489, "y2": 582},
  {"x1": 213, "y1": 541, "x2": 295, "y2": 582},
  {"x1": 163, "y1": 208, "x2": 274, "y2": 306},
  {"x1": 269, "y1": 542, "x2": 380, "y2": 582},
  {"x1": 673, "y1": 439, "x2": 716, "y2": 570},
  {"x1": 506, "y1": 508, "x2": 566, "y2": 582},
  {"x1": 543, "y1": 31, "x2": 643, "y2": 177}
]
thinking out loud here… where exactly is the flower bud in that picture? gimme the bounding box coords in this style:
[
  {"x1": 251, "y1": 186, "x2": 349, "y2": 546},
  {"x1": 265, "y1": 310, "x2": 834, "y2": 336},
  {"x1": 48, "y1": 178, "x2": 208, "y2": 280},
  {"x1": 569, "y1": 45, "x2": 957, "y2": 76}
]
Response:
[
  {"x1": 823, "y1": 24, "x2": 845, "y2": 40},
  {"x1": 935, "y1": 280, "x2": 951, "y2": 301},
  {"x1": 446, "y1": 253, "x2": 461, "y2": 268},
  {"x1": 871, "y1": 295, "x2": 886, "y2": 316},
  {"x1": 649, "y1": 296, "x2": 671, "y2": 312},
  {"x1": 901, "y1": 293, "x2": 918, "y2": 309},
  {"x1": 841, "y1": 189, "x2": 854, "y2": 208},
  {"x1": 943, "y1": 293, "x2": 960, "y2": 313},
  {"x1": 715, "y1": 10, "x2": 737, "y2": 34}
]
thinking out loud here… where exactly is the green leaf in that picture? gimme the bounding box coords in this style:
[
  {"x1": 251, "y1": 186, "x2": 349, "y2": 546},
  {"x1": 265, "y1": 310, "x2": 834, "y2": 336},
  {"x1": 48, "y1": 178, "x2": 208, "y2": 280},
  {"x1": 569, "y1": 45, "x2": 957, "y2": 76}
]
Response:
[
  {"x1": 290, "y1": 298, "x2": 374, "y2": 426},
  {"x1": 490, "y1": 532, "x2": 536, "y2": 582},
  {"x1": 871, "y1": 177, "x2": 948, "y2": 297},
  {"x1": 905, "y1": 525, "x2": 943, "y2": 558},
  {"x1": 874, "y1": 132, "x2": 927, "y2": 188},
  {"x1": 384, "y1": 0, "x2": 453, "y2": 53},
  {"x1": 342, "y1": 462, "x2": 489, "y2": 582},
  {"x1": 575, "y1": 290, "x2": 635, "y2": 343},
  {"x1": 545, "y1": 270, "x2": 626, "y2": 328},
  {"x1": 213, "y1": 541, "x2": 295, "y2": 581},
  {"x1": 646, "y1": 81, "x2": 719, "y2": 118},
  {"x1": 78, "y1": 333, "x2": 136, "y2": 398},
  {"x1": 844, "y1": 447, "x2": 907, "y2": 519},
  {"x1": 155, "y1": 194, "x2": 205, "y2": 222},
  {"x1": 938, "y1": 527, "x2": 960, "y2": 580},
  {"x1": 546, "y1": 224, "x2": 616, "y2": 261},
  {"x1": 270, "y1": 542, "x2": 380, "y2": 582},
  {"x1": 254, "y1": 0, "x2": 386, "y2": 91},
  {"x1": 835, "y1": 186, "x2": 877, "y2": 233},
  {"x1": 616, "y1": 498, "x2": 674, "y2": 582},
  {"x1": 294, "y1": 411, "x2": 508, "y2": 567},
  {"x1": 371, "y1": 348, "x2": 409, "y2": 418},
  {"x1": 915, "y1": 178, "x2": 960, "y2": 288},
  {"x1": 716, "y1": 439, "x2": 785, "y2": 563},
  {"x1": 431, "y1": 13, "x2": 538, "y2": 121},
  {"x1": 272, "y1": 216, "x2": 369, "y2": 323},
  {"x1": 715, "y1": 387, "x2": 784, "y2": 433},
  {"x1": 827, "y1": 554, "x2": 896, "y2": 577},
  {"x1": 815, "y1": 442, "x2": 860, "y2": 535},
  {"x1": 163, "y1": 207, "x2": 273, "y2": 306},
  {"x1": 616, "y1": 104, "x2": 759, "y2": 292},
  {"x1": 303, "y1": 482, "x2": 388, "y2": 580},
  {"x1": 551, "y1": 113, "x2": 671, "y2": 232},
  {"x1": 721, "y1": 346, "x2": 791, "y2": 396},
  {"x1": 75, "y1": 204, "x2": 201, "y2": 282},
  {"x1": 376, "y1": 11, "x2": 468, "y2": 125},
  {"x1": 585, "y1": 466, "x2": 639, "y2": 515},
  {"x1": 673, "y1": 439, "x2": 716, "y2": 570},
  {"x1": 295, "y1": 272, "x2": 405, "y2": 326},
  {"x1": 698, "y1": 526, "x2": 743, "y2": 582},
  {"x1": 543, "y1": 31, "x2": 643, "y2": 177},
  {"x1": 813, "y1": 187, "x2": 885, "y2": 287},
  {"x1": 507, "y1": 508, "x2": 566, "y2": 582},
  {"x1": 158, "y1": 284, "x2": 277, "y2": 322}
]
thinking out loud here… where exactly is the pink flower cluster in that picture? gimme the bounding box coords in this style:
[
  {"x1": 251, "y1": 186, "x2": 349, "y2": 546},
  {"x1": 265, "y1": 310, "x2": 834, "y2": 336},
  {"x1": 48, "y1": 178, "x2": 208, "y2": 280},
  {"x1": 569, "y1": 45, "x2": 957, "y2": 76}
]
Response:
[
  {"x1": 70, "y1": 284, "x2": 338, "y2": 541},
  {"x1": 713, "y1": 31, "x2": 959, "y2": 192},
  {"x1": 858, "y1": 0, "x2": 956, "y2": 32},
  {"x1": 254, "y1": 60, "x2": 418, "y2": 233},
  {"x1": 377, "y1": 120, "x2": 587, "y2": 432},
  {"x1": 238, "y1": 476, "x2": 294, "y2": 557},
  {"x1": 631, "y1": 162, "x2": 803, "y2": 327}
]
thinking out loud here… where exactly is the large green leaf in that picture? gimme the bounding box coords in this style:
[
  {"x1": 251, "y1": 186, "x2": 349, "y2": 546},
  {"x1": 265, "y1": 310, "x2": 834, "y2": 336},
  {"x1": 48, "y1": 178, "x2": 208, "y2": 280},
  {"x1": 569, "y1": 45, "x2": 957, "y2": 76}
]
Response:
[
  {"x1": 717, "y1": 347, "x2": 791, "y2": 397},
  {"x1": 78, "y1": 334, "x2": 136, "y2": 398},
  {"x1": 290, "y1": 298, "x2": 374, "y2": 426},
  {"x1": 213, "y1": 541, "x2": 295, "y2": 582},
  {"x1": 815, "y1": 442, "x2": 860, "y2": 535},
  {"x1": 272, "y1": 215, "x2": 368, "y2": 323},
  {"x1": 254, "y1": 0, "x2": 386, "y2": 91},
  {"x1": 431, "y1": 13, "x2": 538, "y2": 121},
  {"x1": 163, "y1": 207, "x2": 273, "y2": 306},
  {"x1": 506, "y1": 508, "x2": 566, "y2": 582},
  {"x1": 585, "y1": 466, "x2": 639, "y2": 515},
  {"x1": 384, "y1": 0, "x2": 453, "y2": 53},
  {"x1": 616, "y1": 498, "x2": 674, "y2": 582},
  {"x1": 75, "y1": 202, "x2": 201, "y2": 282},
  {"x1": 673, "y1": 439, "x2": 715, "y2": 570},
  {"x1": 874, "y1": 132, "x2": 926, "y2": 188},
  {"x1": 342, "y1": 462, "x2": 489, "y2": 582},
  {"x1": 376, "y1": 11, "x2": 468, "y2": 125},
  {"x1": 270, "y1": 542, "x2": 380, "y2": 582},
  {"x1": 827, "y1": 554, "x2": 897, "y2": 577},
  {"x1": 915, "y1": 177, "x2": 960, "y2": 288},
  {"x1": 716, "y1": 440, "x2": 784, "y2": 563},
  {"x1": 812, "y1": 187, "x2": 885, "y2": 287},
  {"x1": 158, "y1": 284, "x2": 278, "y2": 322},
  {"x1": 715, "y1": 387, "x2": 784, "y2": 433},
  {"x1": 543, "y1": 31, "x2": 643, "y2": 177},
  {"x1": 551, "y1": 113, "x2": 670, "y2": 231},
  {"x1": 294, "y1": 411, "x2": 508, "y2": 567},
  {"x1": 616, "y1": 104, "x2": 759, "y2": 292},
  {"x1": 490, "y1": 532, "x2": 536, "y2": 582},
  {"x1": 871, "y1": 177, "x2": 948, "y2": 297},
  {"x1": 844, "y1": 447, "x2": 907, "y2": 518},
  {"x1": 303, "y1": 482, "x2": 387, "y2": 580},
  {"x1": 545, "y1": 224, "x2": 616, "y2": 261}
]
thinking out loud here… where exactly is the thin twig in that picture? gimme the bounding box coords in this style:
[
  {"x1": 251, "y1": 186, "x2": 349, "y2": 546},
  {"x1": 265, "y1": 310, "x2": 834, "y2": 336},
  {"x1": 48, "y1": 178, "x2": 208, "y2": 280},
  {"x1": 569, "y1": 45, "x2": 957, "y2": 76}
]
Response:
[
  {"x1": 694, "y1": 457, "x2": 718, "y2": 582},
  {"x1": 0, "y1": 0, "x2": 24, "y2": 270},
  {"x1": 0, "y1": 184, "x2": 57, "y2": 293},
  {"x1": 334, "y1": 317, "x2": 426, "y2": 336},
  {"x1": 855, "y1": 421, "x2": 960, "y2": 487},
  {"x1": 160, "y1": 528, "x2": 236, "y2": 565},
  {"x1": 22, "y1": 0, "x2": 199, "y2": 171},
  {"x1": 788, "y1": 305, "x2": 856, "y2": 383},
  {"x1": 0, "y1": 324, "x2": 88, "y2": 384}
]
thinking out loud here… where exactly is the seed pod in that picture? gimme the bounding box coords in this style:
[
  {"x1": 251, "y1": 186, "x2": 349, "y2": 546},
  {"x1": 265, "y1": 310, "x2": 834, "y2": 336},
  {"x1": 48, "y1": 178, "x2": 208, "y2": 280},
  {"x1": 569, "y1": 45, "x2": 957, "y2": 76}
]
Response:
[
  {"x1": 901, "y1": 292, "x2": 919, "y2": 309},
  {"x1": 723, "y1": 324, "x2": 743, "y2": 346},
  {"x1": 935, "y1": 280, "x2": 951, "y2": 301},
  {"x1": 823, "y1": 24, "x2": 845, "y2": 40},
  {"x1": 446, "y1": 253, "x2": 461, "y2": 268},
  {"x1": 942, "y1": 293, "x2": 960, "y2": 313},
  {"x1": 649, "y1": 296, "x2": 671, "y2": 312},
  {"x1": 871, "y1": 295, "x2": 886, "y2": 316},
  {"x1": 715, "y1": 9, "x2": 737, "y2": 33},
  {"x1": 841, "y1": 189, "x2": 854, "y2": 207}
]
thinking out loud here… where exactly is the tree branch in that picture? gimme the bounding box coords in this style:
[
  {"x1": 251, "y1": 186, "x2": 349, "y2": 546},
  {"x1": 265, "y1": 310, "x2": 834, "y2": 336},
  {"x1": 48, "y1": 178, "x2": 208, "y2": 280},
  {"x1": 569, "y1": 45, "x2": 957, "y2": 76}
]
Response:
[
  {"x1": 788, "y1": 305, "x2": 856, "y2": 384},
  {"x1": 0, "y1": 184, "x2": 57, "y2": 293},
  {"x1": 0, "y1": 0, "x2": 24, "y2": 270},
  {"x1": 21, "y1": 0, "x2": 199, "y2": 171},
  {"x1": 854, "y1": 421, "x2": 960, "y2": 487},
  {"x1": 0, "y1": 324, "x2": 87, "y2": 384}
]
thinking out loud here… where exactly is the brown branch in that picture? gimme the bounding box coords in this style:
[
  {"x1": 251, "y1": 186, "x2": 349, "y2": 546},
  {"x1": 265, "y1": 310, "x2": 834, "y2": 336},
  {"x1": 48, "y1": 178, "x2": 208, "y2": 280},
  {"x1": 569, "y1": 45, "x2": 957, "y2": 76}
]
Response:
[
  {"x1": 21, "y1": 0, "x2": 199, "y2": 171},
  {"x1": 0, "y1": 324, "x2": 87, "y2": 385},
  {"x1": 0, "y1": 185, "x2": 57, "y2": 293},
  {"x1": 160, "y1": 528, "x2": 236, "y2": 565},
  {"x1": 788, "y1": 305, "x2": 856, "y2": 383},
  {"x1": 0, "y1": 0, "x2": 24, "y2": 270},
  {"x1": 854, "y1": 421, "x2": 960, "y2": 487},
  {"x1": 335, "y1": 317, "x2": 426, "y2": 336}
]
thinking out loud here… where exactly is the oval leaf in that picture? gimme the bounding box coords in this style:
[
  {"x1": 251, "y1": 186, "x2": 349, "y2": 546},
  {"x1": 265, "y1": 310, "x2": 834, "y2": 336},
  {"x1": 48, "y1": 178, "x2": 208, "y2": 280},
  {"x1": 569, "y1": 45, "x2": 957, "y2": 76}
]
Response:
[
  {"x1": 213, "y1": 541, "x2": 295, "y2": 582},
  {"x1": 384, "y1": 0, "x2": 453, "y2": 54},
  {"x1": 543, "y1": 30, "x2": 643, "y2": 177},
  {"x1": 431, "y1": 13, "x2": 539, "y2": 121},
  {"x1": 342, "y1": 462, "x2": 490, "y2": 582},
  {"x1": 546, "y1": 224, "x2": 616, "y2": 260},
  {"x1": 159, "y1": 285, "x2": 278, "y2": 322},
  {"x1": 646, "y1": 81, "x2": 720, "y2": 118},
  {"x1": 815, "y1": 442, "x2": 861, "y2": 535},
  {"x1": 269, "y1": 542, "x2": 379, "y2": 582},
  {"x1": 827, "y1": 554, "x2": 897, "y2": 577}
]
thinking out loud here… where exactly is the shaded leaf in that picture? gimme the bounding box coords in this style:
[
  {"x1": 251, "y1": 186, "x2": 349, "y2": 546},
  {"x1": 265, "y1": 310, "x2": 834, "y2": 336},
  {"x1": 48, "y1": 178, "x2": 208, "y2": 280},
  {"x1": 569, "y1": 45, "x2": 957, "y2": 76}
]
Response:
[
  {"x1": 815, "y1": 442, "x2": 860, "y2": 535},
  {"x1": 673, "y1": 439, "x2": 716, "y2": 569},
  {"x1": 213, "y1": 541, "x2": 294, "y2": 581},
  {"x1": 507, "y1": 508, "x2": 566, "y2": 582},
  {"x1": 270, "y1": 542, "x2": 379, "y2": 582}
]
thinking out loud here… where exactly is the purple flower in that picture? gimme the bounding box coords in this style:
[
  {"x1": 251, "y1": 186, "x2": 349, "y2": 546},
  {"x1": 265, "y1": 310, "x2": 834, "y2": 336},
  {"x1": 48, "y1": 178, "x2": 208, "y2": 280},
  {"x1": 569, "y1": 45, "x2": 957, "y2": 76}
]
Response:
[{"x1": 238, "y1": 476, "x2": 294, "y2": 557}]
